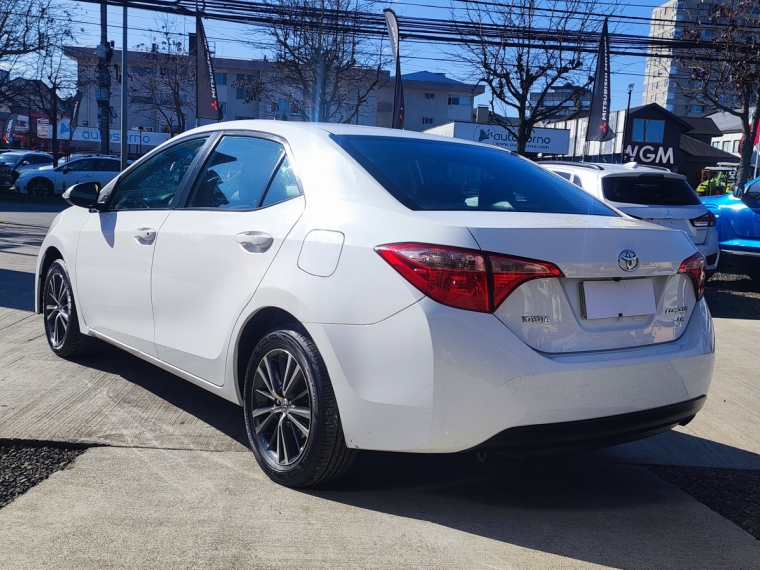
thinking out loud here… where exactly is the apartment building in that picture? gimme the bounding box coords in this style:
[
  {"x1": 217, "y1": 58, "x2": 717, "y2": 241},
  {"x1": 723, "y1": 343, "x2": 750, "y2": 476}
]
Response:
[
  {"x1": 377, "y1": 72, "x2": 485, "y2": 131},
  {"x1": 642, "y1": 0, "x2": 716, "y2": 117}
]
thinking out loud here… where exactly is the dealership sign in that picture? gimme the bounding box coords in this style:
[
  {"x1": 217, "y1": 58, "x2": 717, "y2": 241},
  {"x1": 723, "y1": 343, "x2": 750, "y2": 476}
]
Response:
[
  {"x1": 425, "y1": 122, "x2": 570, "y2": 155},
  {"x1": 44, "y1": 119, "x2": 171, "y2": 147},
  {"x1": 625, "y1": 144, "x2": 674, "y2": 164}
]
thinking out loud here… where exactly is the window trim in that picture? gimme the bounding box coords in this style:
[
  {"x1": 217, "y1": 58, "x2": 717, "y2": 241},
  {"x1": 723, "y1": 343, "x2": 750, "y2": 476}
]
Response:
[
  {"x1": 173, "y1": 129, "x2": 305, "y2": 212},
  {"x1": 102, "y1": 132, "x2": 220, "y2": 211}
]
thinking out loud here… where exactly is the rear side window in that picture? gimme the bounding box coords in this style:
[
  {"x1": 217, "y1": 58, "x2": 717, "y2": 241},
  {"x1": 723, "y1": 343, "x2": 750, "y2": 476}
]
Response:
[
  {"x1": 602, "y1": 175, "x2": 700, "y2": 206},
  {"x1": 332, "y1": 135, "x2": 615, "y2": 216}
]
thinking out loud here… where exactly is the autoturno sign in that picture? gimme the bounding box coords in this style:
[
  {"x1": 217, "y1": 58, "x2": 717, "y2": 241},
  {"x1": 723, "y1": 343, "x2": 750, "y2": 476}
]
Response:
[{"x1": 424, "y1": 122, "x2": 570, "y2": 155}]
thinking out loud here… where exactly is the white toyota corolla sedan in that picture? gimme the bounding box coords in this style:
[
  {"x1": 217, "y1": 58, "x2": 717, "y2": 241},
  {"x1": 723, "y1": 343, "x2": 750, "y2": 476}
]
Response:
[{"x1": 36, "y1": 122, "x2": 714, "y2": 487}]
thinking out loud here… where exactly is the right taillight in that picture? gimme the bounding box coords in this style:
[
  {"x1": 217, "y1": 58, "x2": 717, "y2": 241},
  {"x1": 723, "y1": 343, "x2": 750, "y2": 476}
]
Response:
[
  {"x1": 375, "y1": 243, "x2": 563, "y2": 313},
  {"x1": 690, "y1": 211, "x2": 716, "y2": 227},
  {"x1": 678, "y1": 252, "x2": 706, "y2": 300}
]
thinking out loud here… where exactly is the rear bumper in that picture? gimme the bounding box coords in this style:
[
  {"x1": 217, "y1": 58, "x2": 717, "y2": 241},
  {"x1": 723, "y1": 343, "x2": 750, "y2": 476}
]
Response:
[
  {"x1": 720, "y1": 246, "x2": 760, "y2": 268},
  {"x1": 696, "y1": 227, "x2": 720, "y2": 270},
  {"x1": 316, "y1": 296, "x2": 715, "y2": 453},
  {"x1": 476, "y1": 395, "x2": 705, "y2": 456}
]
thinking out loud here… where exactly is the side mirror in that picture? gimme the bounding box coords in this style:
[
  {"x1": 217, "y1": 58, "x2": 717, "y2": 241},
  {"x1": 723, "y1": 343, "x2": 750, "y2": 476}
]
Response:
[
  {"x1": 62, "y1": 167, "x2": 68, "y2": 174},
  {"x1": 63, "y1": 182, "x2": 104, "y2": 210},
  {"x1": 742, "y1": 181, "x2": 760, "y2": 201}
]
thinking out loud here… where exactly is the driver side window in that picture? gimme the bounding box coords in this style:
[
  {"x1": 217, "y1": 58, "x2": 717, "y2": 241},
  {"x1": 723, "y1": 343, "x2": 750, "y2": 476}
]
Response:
[{"x1": 109, "y1": 137, "x2": 208, "y2": 210}]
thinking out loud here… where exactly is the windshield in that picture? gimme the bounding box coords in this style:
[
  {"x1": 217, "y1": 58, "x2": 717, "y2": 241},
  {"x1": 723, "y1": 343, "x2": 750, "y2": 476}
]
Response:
[
  {"x1": 0, "y1": 153, "x2": 24, "y2": 164},
  {"x1": 332, "y1": 135, "x2": 616, "y2": 216},
  {"x1": 602, "y1": 175, "x2": 701, "y2": 206}
]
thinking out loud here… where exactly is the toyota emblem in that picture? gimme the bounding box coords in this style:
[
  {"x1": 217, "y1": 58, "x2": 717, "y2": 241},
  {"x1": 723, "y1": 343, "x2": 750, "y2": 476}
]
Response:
[{"x1": 619, "y1": 250, "x2": 639, "y2": 272}]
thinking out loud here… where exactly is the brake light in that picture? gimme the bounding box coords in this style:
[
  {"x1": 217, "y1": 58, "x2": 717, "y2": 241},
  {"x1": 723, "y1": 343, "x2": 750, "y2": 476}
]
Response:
[
  {"x1": 375, "y1": 243, "x2": 563, "y2": 313},
  {"x1": 690, "y1": 211, "x2": 716, "y2": 227},
  {"x1": 678, "y1": 252, "x2": 706, "y2": 300},
  {"x1": 490, "y1": 254, "x2": 563, "y2": 309}
]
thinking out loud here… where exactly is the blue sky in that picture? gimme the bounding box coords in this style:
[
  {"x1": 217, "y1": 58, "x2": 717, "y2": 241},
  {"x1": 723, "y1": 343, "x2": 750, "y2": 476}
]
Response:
[{"x1": 72, "y1": 0, "x2": 662, "y2": 113}]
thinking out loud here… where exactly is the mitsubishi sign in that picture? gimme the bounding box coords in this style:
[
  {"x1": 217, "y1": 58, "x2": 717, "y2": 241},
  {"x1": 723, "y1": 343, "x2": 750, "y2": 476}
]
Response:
[{"x1": 424, "y1": 122, "x2": 570, "y2": 155}]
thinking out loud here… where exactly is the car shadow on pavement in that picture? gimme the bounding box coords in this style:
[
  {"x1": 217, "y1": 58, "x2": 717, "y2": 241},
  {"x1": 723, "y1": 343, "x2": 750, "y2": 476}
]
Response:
[
  {"x1": 0, "y1": 268, "x2": 34, "y2": 311},
  {"x1": 80, "y1": 342, "x2": 250, "y2": 449},
  {"x1": 304, "y1": 437, "x2": 760, "y2": 568},
  {"x1": 705, "y1": 269, "x2": 760, "y2": 319}
]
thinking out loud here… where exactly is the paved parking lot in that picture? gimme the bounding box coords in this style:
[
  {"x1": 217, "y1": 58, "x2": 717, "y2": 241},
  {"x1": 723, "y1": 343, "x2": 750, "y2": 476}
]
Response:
[{"x1": 0, "y1": 200, "x2": 759, "y2": 569}]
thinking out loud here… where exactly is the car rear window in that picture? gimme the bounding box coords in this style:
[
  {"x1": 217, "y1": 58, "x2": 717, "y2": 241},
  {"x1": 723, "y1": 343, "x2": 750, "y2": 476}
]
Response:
[
  {"x1": 602, "y1": 175, "x2": 701, "y2": 206},
  {"x1": 332, "y1": 135, "x2": 616, "y2": 216}
]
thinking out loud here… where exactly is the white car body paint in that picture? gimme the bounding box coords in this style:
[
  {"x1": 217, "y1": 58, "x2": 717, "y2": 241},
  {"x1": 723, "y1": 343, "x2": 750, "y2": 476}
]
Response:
[{"x1": 35, "y1": 121, "x2": 715, "y2": 454}]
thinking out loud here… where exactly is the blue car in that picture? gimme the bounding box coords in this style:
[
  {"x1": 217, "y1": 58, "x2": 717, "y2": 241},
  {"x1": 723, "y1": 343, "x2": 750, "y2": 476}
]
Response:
[{"x1": 702, "y1": 176, "x2": 760, "y2": 273}]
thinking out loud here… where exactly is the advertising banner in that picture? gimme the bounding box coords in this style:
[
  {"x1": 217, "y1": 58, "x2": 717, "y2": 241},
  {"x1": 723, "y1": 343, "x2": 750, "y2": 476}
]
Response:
[{"x1": 428, "y1": 122, "x2": 570, "y2": 154}]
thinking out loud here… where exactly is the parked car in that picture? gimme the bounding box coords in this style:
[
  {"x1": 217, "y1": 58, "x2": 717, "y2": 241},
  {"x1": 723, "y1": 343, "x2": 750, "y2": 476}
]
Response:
[
  {"x1": 539, "y1": 162, "x2": 720, "y2": 273},
  {"x1": 15, "y1": 156, "x2": 122, "y2": 196},
  {"x1": 36, "y1": 122, "x2": 714, "y2": 487},
  {"x1": 702, "y1": 175, "x2": 760, "y2": 275},
  {"x1": 0, "y1": 151, "x2": 53, "y2": 191}
]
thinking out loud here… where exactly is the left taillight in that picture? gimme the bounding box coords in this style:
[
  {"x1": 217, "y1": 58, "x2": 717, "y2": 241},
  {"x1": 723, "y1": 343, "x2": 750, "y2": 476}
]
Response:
[
  {"x1": 690, "y1": 211, "x2": 716, "y2": 227},
  {"x1": 375, "y1": 243, "x2": 563, "y2": 313},
  {"x1": 678, "y1": 252, "x2": 706, "y2": 300}
]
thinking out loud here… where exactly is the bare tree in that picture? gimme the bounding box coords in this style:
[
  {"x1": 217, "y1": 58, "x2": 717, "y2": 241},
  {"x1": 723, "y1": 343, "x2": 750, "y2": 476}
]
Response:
[
  {"x1": 10, "y1": 30, "x2": 78, "y2": 164},
  {"x1": 678, "y1": 1, "x2": 760, "y2": 186},
  {"x1": 129, "y1": 18, "x2": 195, "y2": 135},
  {"x1": 0, "y1": 1, "x2": 74, "y2": 105},
  {"x1": 457, "y1": 0, "x2": 615, "y2": 155},
  {"x1": 258, "y1": 0, "x2": 385, "y2": 123}
]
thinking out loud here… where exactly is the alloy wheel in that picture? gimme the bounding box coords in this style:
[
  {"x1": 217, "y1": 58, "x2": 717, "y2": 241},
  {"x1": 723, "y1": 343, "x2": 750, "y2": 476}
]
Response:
[
  {"x1": 44, "y1": 272, "x2": 71, "y2": 349},
  {"x1": 250, "y1": 348, "x2": 312, "y2": 467}
]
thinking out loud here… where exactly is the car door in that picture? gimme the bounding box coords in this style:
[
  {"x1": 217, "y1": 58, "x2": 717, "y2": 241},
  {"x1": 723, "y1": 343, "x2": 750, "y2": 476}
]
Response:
[
  {"x1": 151, "y1": 133, "x2": 305, "y2": 384},
  {"x1": 54, "y1": 158, "x2": 95, "y2": 194},
  {"x1": 94, "y1": 158, "x2": 122, "y2": 187},
  {"x1": 75, "y1": 136, "x2": 211, "y2": 356}
]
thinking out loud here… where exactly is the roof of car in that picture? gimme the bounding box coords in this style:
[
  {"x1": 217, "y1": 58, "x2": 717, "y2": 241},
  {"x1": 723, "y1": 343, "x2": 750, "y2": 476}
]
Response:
[
  {"x1": 186, "y1": 120, "x2": 506, "y2": 150},
  {"x1": 540, "y1": 161, "x2": 683, "y2": 177}
]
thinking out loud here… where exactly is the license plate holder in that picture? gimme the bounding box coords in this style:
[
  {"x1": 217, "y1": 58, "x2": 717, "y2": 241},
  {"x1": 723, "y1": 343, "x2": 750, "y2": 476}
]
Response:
[{"x1": 581, "y1": 279, "x2": 656, "y2": 320}]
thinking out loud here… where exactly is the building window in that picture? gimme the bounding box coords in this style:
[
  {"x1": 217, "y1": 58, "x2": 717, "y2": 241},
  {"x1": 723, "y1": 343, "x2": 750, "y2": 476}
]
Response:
[
  {"x1": 722, "y1": 141, "x2": 731, "y2": 152},
  {"x1": 632, "y1": 119, "x2": 665, "y2": 143},
  {"x1": 690, "y1": 105, "x2": 704, "y2": 113},
  {"x1": 712, "y1": 141, "x2": 721, "y2": 148},
  {"x1": 236, "y1": 74, "x2": 256, "y2": 100},
  {"x1": 733, "y1": 140, "x2": 740, "y2": 153},
  {"x1": 424, "y1": 92, "x2": 435, "y2": 100},
  {"x1": 422, "y1": 117, "x2": 434, "y2": 125},
  {"x1": 214, "y1": 72, "x2": 227, "y2": 86},
  {"x1": 448, "y1": 95, "x2": 471, "y2": 106}
]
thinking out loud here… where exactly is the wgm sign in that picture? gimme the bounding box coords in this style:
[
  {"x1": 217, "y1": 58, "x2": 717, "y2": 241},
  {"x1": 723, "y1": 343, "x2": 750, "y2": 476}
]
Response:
[
  {"x1": 625, "y1": 144, "x2": 674, "y2": 164},
  {"x1": 452, "y1": 123, "x2": 570, "y2": 154}
]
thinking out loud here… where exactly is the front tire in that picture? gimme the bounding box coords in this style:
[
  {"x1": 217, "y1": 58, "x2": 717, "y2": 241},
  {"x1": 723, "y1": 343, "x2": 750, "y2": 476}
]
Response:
[
  {"x1": 27, "y1": 177, "x2": 54, "y2": 197},
  {"x1": 243, "y1": 328, "x2": 355, "y2": 487},
  {"x1": 43, "y1": 260, "x2": 95, "y2": 358}
]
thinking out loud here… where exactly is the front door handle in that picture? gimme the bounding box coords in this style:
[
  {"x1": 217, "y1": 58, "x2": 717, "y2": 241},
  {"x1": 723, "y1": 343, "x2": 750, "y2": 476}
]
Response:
[
  {"x1": 236, "y1": 231, "x2": 273, "y2": 252},
  {"x1": 134, "y1": 227, "x2": 156, "y2": 244}
]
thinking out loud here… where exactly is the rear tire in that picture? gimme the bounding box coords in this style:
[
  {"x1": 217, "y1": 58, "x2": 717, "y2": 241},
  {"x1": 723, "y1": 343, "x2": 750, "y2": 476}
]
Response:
[
  {"x1": 42, "y1": 260, "x2": 95, "y2": 358},
  {"x1": 243, "y1": 328, "x2": 355, "y2": 488}
]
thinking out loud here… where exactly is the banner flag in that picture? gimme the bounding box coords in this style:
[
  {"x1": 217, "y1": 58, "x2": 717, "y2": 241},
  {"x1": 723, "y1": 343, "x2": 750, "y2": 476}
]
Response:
[
  {"x1": 196, "y1": 14, "x2": 222, "y2": 121},
  {"x1": 69, "y1": 91, "x2": 83, "y2": 142},
  {"x1": 2, "y1": 114, "x2": 17, "y2": 144},
  {"x1": 586, "y1": 18, "x2": 614, "y2": 143},
  {"x1": 384, "y1": 9, "x2": 405, "y2": 129}
]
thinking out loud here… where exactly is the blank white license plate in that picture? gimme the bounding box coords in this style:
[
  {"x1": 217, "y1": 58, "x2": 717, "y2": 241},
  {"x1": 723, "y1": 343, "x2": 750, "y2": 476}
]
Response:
[{"x1": 582, "y1": 279, "x2": 656, "y2": 320}]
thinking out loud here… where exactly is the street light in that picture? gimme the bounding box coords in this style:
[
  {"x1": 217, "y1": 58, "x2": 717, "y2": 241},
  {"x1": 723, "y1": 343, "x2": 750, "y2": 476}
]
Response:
[{"x1": 621, "y1": 82, "x2": 635, "y2": 163}]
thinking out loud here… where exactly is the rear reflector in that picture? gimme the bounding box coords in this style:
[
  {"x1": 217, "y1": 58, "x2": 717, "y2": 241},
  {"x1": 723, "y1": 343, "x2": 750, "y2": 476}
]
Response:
[
  {"x1": 375, "y1": 243, "x2": 563, "y2": 313},
  {"x1": 690, "y1": 211, "x2": 716, "y2": 227},
  {"x1": 678, "y1": 252, "x2": 706, "y2": 300}
]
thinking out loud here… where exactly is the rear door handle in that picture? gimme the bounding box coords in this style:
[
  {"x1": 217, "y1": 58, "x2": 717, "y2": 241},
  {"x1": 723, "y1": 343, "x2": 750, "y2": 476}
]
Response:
[
  {"x1": 236, "y1": 231, "x2": 273, "y2": 252},
  {"x1": 134, "y1": 228, "x2": 156, "y2": 244}
]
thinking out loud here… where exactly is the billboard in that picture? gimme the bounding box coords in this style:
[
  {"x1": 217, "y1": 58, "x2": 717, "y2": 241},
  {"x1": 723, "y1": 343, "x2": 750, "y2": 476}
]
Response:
[{"x1": 425, "y1": 122, "x2": 570, "y2": 155}]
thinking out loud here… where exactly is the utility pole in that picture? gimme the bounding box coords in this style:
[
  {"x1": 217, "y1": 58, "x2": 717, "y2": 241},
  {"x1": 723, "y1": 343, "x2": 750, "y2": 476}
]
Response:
[
  {"x1": 96, "y1": 1, "x2": 113, "y2": 155},
  {"x1": 120, "y1": 4, "x2": 128, "y2": 170},
  {"x1": 621, "y1": 82, "x2": 634, "y2": 163}
]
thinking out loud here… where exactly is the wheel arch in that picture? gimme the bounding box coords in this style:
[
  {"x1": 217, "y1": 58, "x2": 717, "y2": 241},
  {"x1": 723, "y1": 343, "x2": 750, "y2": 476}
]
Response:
[
  {"x1": 234, "y1": 306, "x2": 302, "y2": 403},
  {"x1": 36, "y1": 246, "x2": 64, "y2": 314}
]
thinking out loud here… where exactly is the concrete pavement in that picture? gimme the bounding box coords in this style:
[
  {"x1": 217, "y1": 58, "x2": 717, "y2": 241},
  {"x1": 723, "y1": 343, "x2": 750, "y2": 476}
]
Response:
[{"x1": 1, "y1": 201, "x2": 759, "y2": 569}]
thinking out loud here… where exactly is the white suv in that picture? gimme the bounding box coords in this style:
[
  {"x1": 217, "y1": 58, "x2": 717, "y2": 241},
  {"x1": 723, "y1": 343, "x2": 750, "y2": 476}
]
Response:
[
  {"x1": 540, "y1": 162, "x2": 720, "y2": 272},
  {"x1": 15, "y1": 156, "x2": 122, "y2": 197}
]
